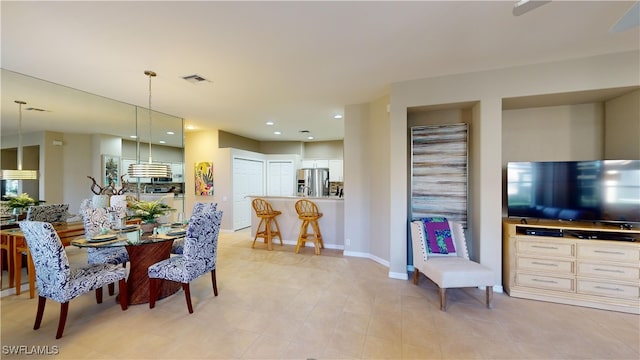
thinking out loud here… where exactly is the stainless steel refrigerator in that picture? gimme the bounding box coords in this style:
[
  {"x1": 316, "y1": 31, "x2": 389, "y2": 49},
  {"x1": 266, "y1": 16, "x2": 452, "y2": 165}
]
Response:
[{"x1": 297, "y1": 168, "x2": 330, "y2": 197}]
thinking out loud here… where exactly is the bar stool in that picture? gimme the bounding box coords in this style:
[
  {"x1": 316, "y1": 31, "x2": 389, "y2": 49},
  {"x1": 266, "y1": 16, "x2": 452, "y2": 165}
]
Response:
[
  {"x1": 294, "y1": 199, "x2": 324, "y2": 255},
  {"x1": 251, "y1": 198, "x2": 283, "y2": 251}
]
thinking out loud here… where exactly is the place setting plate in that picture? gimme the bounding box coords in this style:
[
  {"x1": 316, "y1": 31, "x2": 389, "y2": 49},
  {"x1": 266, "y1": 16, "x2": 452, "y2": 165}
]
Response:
[
  {"x1": 116, "y1": 225, "x2": 139, "y2": 232},
  {"x1": 87, "y1": 234, "x2": 119, "y2": 243}
]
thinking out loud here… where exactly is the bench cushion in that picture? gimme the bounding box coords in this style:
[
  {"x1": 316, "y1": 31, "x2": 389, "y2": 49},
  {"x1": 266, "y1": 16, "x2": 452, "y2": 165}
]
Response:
[{"x1": 424, "y1": 257, "x2": 494, "y2": 288}]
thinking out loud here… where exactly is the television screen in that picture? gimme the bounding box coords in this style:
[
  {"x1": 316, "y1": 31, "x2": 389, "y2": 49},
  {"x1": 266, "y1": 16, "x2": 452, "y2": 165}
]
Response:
[{"x1": 507, "y1": 160, "x2": 640, "y2": 224}]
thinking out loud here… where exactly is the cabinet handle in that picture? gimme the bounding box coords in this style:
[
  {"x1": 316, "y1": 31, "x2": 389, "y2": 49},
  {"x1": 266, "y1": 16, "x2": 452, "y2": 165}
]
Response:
[
  {"x1": 594, "y1": 286, "x2": 623, "y2": 292},
  {"x1": 532, "y1": 261, "x2": 558, "y2": 267},
  {"x1": 593, "y1": 250, "x2": 625, "y2": 255},
  {"x1": 593, "y1": 268, "x2": 624, "y2": 273},
  {"x1": 531, "y1": 245, "x2": 558, "y2": 250},
  {"x1": 532, "y1": 278, "x2": 557, "y2": 284}
]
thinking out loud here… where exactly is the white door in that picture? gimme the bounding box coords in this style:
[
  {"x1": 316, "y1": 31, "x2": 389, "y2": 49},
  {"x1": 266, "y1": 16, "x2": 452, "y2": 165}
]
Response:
[
  {"x1": 233, "y1": 158, "x2": 264, "y2": 230},
  {"x1": 267, "y1": 160, "x2": 295, "y2": 196}
]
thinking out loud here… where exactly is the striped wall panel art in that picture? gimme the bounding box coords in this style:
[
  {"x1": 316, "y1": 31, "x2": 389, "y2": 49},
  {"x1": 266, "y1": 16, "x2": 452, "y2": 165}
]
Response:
[{"x1": 411, "y1": 123, "x2": 468, "y2": 228}]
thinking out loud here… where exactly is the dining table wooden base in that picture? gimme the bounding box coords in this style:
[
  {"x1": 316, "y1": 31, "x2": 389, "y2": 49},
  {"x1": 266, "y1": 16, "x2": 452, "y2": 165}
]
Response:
[{"x1": 125, "y1": 241, "x2": 180, "y2": 305}]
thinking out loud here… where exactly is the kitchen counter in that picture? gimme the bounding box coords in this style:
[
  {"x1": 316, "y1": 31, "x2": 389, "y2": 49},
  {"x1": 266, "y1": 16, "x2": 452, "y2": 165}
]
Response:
[{"x1": 248, "y1": 196, "x2": 344, "y2": 250}]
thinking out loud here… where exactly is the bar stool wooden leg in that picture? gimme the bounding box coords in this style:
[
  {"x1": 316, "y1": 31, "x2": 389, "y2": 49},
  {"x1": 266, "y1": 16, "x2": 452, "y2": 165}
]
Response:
[
  {"x1": 272, "y1": 217, "x2": 283, "y2": 246},
  {"x1": 265, "y1": 217, "x2": 273, "y2": 251},
  {"x1": 311, "y1": 220, "x2": 324, "y2": 250},
  {"x1": 295, "y1": 220, "x2": 308, "y2": 253},
  {"x1": 252, "y1": 218, "x2": 266, "y2": 248}
]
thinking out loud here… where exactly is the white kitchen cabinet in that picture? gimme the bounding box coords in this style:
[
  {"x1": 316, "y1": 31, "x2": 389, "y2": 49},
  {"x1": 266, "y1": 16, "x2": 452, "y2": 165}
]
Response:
[
  {"x1": 267, "y1": 160, "x2": 295, "y2": 196},
  {"x1": 301, "y1": 159, "x2": 330, "y2": 169},
  {"x1": 328, "y1": 160, "x2": 343, "y2": 182}
]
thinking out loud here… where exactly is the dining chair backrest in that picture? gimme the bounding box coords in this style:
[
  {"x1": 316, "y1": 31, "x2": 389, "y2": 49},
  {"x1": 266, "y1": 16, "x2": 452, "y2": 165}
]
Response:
[
  {"x1": 183, "y1": 210, "x2": 223, "y2": 269},
  {"x1": 19, "y1": 221, "x2": 71, "y2": 302},
  {"x1": 192, "y1": 202, "x2": 217, "y2": 216},
  {"x1": 81, "y1": 206, "x2": 127, "y2": 237},
  {"x1": 26, "y1": 203, "x2": 70, "y2": 223}
]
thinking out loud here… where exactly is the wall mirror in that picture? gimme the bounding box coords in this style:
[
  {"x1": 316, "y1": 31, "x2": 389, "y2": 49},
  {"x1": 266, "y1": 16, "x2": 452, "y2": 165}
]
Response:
[{"x1": 1, "y1": 68, "x2": 184, "y2": 291}]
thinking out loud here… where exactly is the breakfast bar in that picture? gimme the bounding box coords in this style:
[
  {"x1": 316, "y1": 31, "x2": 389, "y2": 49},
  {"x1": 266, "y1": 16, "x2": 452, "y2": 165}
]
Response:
[{"x1": 248, "y1": 196, "x2": 344, "y2": 249}]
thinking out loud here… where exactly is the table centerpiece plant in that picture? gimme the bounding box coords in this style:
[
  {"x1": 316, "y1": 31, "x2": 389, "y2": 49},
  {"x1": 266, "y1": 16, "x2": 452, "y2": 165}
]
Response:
[
  {"x1": 4, "y1": 192, "x2": 42, "y2": 212},
  {"x1": 127, "y1": 198, "x2": 175, "y2": 232}
]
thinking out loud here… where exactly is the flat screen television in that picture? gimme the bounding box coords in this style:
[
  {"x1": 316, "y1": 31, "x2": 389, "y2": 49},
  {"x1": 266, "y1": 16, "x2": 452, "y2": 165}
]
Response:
[{"x1": 507, "y1": 160, "x2": 640, "y2": 225}]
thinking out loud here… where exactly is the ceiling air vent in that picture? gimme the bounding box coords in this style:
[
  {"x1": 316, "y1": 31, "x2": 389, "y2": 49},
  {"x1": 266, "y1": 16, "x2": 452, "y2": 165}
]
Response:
[
  {"x1": 25, "y1": 107, "x2": 48, "y2": 112},
  {"x1": 182, "y1": 74, "x2": 210, "y2": 84}
]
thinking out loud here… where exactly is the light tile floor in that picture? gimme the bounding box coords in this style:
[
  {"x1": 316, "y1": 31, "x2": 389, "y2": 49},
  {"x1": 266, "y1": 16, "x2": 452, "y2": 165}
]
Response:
[{"x1": 1, "y1": 229, "x2": 639, "y2": 359}]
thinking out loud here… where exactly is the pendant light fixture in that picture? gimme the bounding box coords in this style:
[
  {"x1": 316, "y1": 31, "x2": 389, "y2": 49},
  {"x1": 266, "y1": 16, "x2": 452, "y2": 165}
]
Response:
[
  {"x1": 128, "y1": 70, "x2": 172, "y2": 178},
  {"x1": 0, "y1": 100, "x2": 38, "y2": 180}
]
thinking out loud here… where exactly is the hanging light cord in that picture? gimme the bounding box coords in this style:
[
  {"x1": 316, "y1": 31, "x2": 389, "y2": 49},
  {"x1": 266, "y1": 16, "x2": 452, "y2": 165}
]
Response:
[
  {"x1": 15, "y1": 100, "x2": 26, "y2": 170},
  {"x1": 145, "y1": 70, "x2": 156, "y2": 164}
]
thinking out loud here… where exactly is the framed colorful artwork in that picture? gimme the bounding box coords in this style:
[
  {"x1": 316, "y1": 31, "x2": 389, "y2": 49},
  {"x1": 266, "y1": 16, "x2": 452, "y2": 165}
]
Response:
[
  {"x1": 101, "y1": 154, "x2": 120, "y2": 186},
  {"x1": 195, "y1": 161, "x2": 214, "y2": 195}
]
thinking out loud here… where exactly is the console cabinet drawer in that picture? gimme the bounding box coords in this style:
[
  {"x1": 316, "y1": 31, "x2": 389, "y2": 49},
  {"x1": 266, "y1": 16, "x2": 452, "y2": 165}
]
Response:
[
  {"x1": 518, "y1": 257, "x2": 574, "y2": 274},
  {"x1": 577, "y1": 244, "x2": 639, "y2": 263},
  {"x1": 577, "y1": 262, "x2": 639, "y2": 281},
  {"x1": 577, "y1": 280, "x2": 639, "y2": 299},
  {"x1": 517, "y1": 239, "x2": 574, "y2": 257},
  {"x1": 516, "y1": 273, "x2": 575, "y2": 292}
]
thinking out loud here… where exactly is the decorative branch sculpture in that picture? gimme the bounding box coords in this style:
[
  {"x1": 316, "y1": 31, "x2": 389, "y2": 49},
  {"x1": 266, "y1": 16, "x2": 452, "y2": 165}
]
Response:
[{"x1": 87, "y1": 175, "x2": 129, "y2": 195}]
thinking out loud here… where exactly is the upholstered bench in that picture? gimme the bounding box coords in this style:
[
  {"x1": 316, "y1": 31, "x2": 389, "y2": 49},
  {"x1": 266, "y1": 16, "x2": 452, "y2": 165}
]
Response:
[{"x1": 410, "y1": 219, "x2": 494, "y2": 311}]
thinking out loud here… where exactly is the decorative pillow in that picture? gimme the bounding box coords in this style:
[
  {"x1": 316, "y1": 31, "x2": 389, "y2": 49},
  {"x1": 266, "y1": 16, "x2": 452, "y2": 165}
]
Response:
[{"x1": 421, "y1": 217, "x2": 456, "y2": 256}]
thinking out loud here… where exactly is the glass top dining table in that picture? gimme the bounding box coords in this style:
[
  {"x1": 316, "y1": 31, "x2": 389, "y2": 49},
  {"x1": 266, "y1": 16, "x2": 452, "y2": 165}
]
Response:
[
  {"x1": 71, "y1": 225, "x2": 187, "y2": 305},
  {"x1": 70, "y1": 225, "x2": 186, "y2": 248}
]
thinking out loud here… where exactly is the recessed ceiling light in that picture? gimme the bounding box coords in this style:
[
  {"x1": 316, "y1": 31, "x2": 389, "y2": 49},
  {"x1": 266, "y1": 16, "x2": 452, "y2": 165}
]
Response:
[
  {"x1": 166, "y1": 131, "x2": 174, "y2": 135},
  {"x1": 334, "y1": 114, "x2": 343, "y2": 119},
  {"x1": 185, "y1": 125, "x2": 195, "y2": 130},
  {"x1": 266, "y1": 121, "x2": 275, "y2": 126},
  {"x1": 129, "y1": 135, "x2": 137, "y2": 139},
  {"x1": 274, "y1": 131, "x2": 281, "y2": 135},
  {"x1": 159, "y1": 140, "x2": 166, "y2": 144},
  {"x1": 307, "y1": 136, "x2": 314, "y2": 140}
]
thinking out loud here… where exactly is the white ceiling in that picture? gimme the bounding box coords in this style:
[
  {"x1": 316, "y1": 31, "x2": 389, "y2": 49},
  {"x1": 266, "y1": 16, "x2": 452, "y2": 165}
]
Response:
[{"x1": 1, "y1": 1, "x2": 639, "y2": 142}]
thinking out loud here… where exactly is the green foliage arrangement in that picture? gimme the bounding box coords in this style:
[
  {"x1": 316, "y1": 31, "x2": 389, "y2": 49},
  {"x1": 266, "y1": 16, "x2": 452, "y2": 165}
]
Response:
[
  {"x1": 4, "y1": 193, "x2": 40, "y2": 209},
  {"x1": 127, "y1": 198, "x2": 175, "y2": 223}
]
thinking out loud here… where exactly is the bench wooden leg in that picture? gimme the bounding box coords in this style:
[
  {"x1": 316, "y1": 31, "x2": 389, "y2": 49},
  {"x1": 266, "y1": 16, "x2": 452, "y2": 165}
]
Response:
[
  {"x1": 438, "y1": 287, "x2": 447, "y2": 311},
  {"x1": 486, "y1": 286, "x2": 493, "y2": 309},
  {"x1": 412, "y1": 268, "x2": 420, "y2": 285}
]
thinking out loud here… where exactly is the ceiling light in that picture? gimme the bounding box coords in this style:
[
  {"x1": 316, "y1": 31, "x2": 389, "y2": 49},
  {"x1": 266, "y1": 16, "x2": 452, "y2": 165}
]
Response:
[
  {"x1": 0, "y1": 100, "x2": 38, "y2": 180},
  {"x1": 266, "y1": 121, "x2": 275, "y2": 126},
  {"x1": 128, "y1": 70, "x2": 172, "y2": 179},
  {"x1": 334, "y1": 114, "x2": 343, "y2": 119},
  {"x1": 182, "y1": 74, "x2": 210, "y2": 84},
  {"x1": 513, "y1": 0, "x2": 550, "y2": 16},
  {"x1": 129, "y1": 135, "x2": 137, "y2": 139},
  {"x1": 307, "y1": 136, "x2": 314, "y2": 140},
  {"x1": 166, "y1": 131, "x2": 174, "y2": 135},
  {"x1": 274, "y1": 131, "x2": 281, "y2": 135},
  {"x1": 185, "y1": 125, "x2": 195, "y2": 130},
  {"x1": 159, "y1": 140, "x2": 166, "y2": 144}
]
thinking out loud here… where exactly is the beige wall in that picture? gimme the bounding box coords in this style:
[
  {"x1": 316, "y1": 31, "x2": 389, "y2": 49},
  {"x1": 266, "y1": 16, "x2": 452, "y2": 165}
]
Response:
[
  {"x1": 502, "y1": 103, "x2": 605, "y2": 162},
  {"x1": 605, "y1": 89, "x2": 640, "y2": 159},
  {"x1": 381, "y1": 50, "x2": 640, "y2": 285},
  {"x1": 303, "y1": 140, "x2": 344, "y2": 159}
]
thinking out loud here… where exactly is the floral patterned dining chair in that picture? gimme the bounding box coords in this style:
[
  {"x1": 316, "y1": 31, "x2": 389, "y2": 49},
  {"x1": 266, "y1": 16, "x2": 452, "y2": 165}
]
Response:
[
  {"x1": 148, "y1": 209, "x2": 222, "y2": 313},
  {"x1": 171, "y1": 202, "x2": 217, "y2": 255},
  {"x1": 81, "y1": 205, "x2": 130, "y2": 295},
  {"x1": 19, "y1": 221, "x2": 128, "y2": 339}
]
